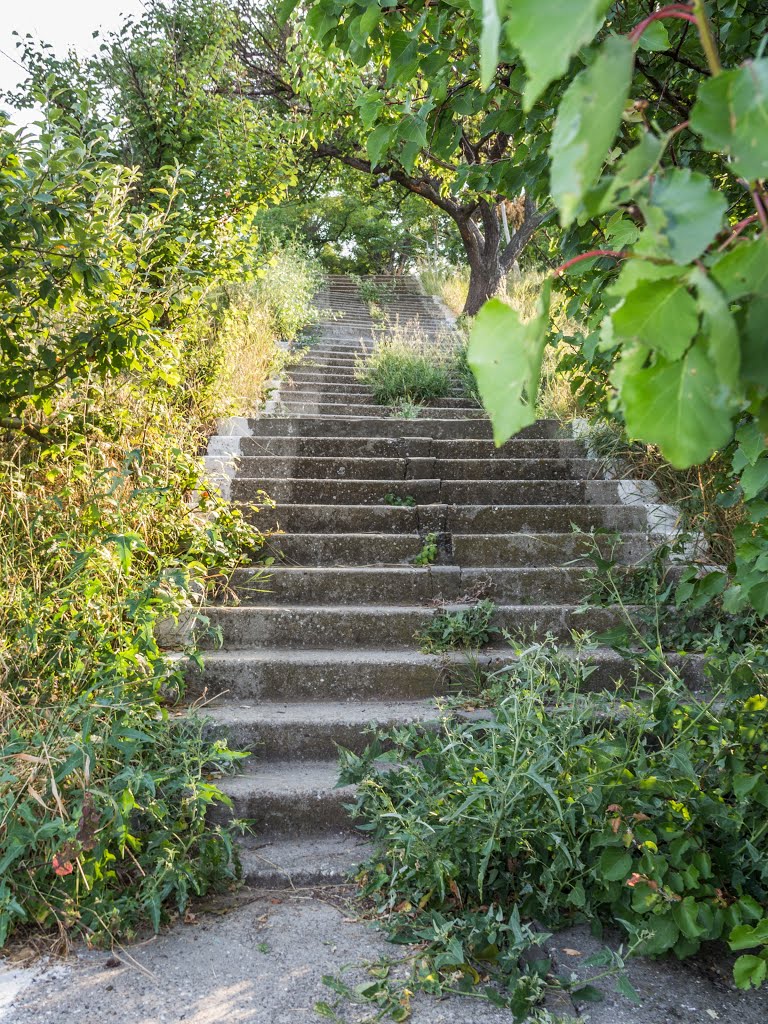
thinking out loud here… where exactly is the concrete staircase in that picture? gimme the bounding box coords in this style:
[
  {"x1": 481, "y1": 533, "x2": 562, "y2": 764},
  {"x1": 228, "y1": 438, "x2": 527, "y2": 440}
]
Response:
[{"x1": 187, "y1": 274, "x2": 660, "y2": 887}]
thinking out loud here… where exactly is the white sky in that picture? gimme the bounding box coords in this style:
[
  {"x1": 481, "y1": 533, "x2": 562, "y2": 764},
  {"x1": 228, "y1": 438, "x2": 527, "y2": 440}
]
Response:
[{"x1": 0, "y1": 0, "x2": 148, "y2": 101}]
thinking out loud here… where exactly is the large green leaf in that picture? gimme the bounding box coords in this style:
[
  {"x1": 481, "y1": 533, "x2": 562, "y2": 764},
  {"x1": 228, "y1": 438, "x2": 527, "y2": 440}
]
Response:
[
  {"x1": 550, "y1": 35, "x2": 634, "y2": 226},
  {"x1": 617, "y1": 342, "x2": 735, "y2": 468},
  {"x1": 690, "y1": 59, "x2": 768, "y2": 182},
  {"x1": 689, "y1": 267, "x2": 741, "y2": 394},
  {"x1": 733, "y1": 954, "x2": 768, "y2": 991},
  {"x1": 467, "y1": 282, "x2": 552, "y2": 446},
  {"x1": 611, "y1": 278, "x2": 698, "y2": 360},
  {"x1": 479, "y1": 0, "x2": 501, "y2": 90},
  {"x1": 367, "y1": 123, "x2": 394, "y2": 168},
  {"x1": 711, "y1": 237, "x2": 768, "y2": 300},
  {"x1": 741, "y1": 458, "x2": 768, "y2": 501},
  {"x1": 505, "y1": 0, "x2": 613, "y2": 110},
  {"x1": 637, "y1": 169, "x2": 727, "y2": 265}
]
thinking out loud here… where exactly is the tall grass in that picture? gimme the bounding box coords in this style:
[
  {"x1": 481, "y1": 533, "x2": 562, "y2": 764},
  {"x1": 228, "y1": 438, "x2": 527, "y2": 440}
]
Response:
[{"x1": 356, "y1": 320, "x2": 454, "y2": 406}]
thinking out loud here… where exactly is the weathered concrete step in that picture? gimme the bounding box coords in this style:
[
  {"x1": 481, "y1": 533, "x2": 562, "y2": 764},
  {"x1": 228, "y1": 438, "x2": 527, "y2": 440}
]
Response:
[
  {"x1": 200, "y1": 603, "x2": 630, "y2": 649},
  {"x1": 226, "y1": 565, "x2": 590, "y2": 605},
  {"x1": 453, "y1": 531, "x2": 650, "y2": 566},
  {"x1": 188, "y1": 646, "x2": 707, "y2": 703},
  {"x1": 277, "y1": 390, "x2": 473, "y2": 408},
  {"x1": 236, "y1": 435, "x2": 586, "y2": 459},
  {"x1": 205, "y1": 699, "x2": 435, "y2": 759},
  {"x1": 276, "y1": 401, "x2": 484, "y2": 418},
  {"x1": 211, "y1": 761, "x2": 352, "y2": 834},
  {"x1": 237, "y1": 834, "x2": 370, "y2": 887},
  {"x1": 231, "y1": 455, "x2": 595, "y2": 481},
  {"x1": 266, "y1": 530, "x2": 649, "y2": 566},
  {"x1": 266, "y1": 532, "x2": 423, "y2": 565},
  {"x1": 248, "y1": 502, "x2": 646, "y2": 534},
  {"x1": 249, "y1": 416, "x2": 561, "y2": 440}
]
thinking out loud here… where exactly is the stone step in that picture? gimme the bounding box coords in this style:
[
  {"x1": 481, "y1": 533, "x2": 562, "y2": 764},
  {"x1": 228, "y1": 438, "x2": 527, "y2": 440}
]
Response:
[
  {"x1": 236, "y1": 435, "x2": 586, "y2": 459},
  {"x1": 188, "y1": 645, "x2": 705, "y2": 703},
  {"x1": 231, "y1": 454, "x2": 598, "y2": 482},
  {"x1": 248, "y1": 502, "x2": 646, "y2": 534},
  {"x1": 275, "y1": 401, "x2": 483, "y2": 418},
  {"x1": 276, "y1": 390, "x2": 473, "y2": 408},
  {"x1": 225, "y1": 565, "x2": 591, "y2": 605},
  {"x1": 266, "y1": 532, "x2": 423, "y2": 564},
  {"x1": 249, "y1": 415, "x2": 560, "y2": 439},
  {"x1": 265, "y1": 531, "x2": 649, "y2": 566},
  {"x1": 237, "y1": 478, "x2": 622, "y2": 507},
  {"x1": 211, "y1": 761, "x2": 352, "y2": 834},
  {"x1": 199, "y1": 602, "x2": 629, "y2": 649},
  {"x1": 237, "y1": 834, "x2": 370, "y2": 887},
  {"x1": 205, "y1": 698, "x2": 435, "y2": 759}
]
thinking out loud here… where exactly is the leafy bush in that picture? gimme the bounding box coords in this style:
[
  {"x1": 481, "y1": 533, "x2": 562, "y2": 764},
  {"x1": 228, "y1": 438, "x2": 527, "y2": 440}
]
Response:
[
  {"x1": 415, "y1": 600, "x2": 498, "y2": 652},
  {"x1": 340, "y1": 638, "x2": 768, "y2": 994},
  {"x1": 0, "y1": 100, "x2": 316, "y2": 948},
  {"x1": 252, "y1": 241, "x2": 325, "y2": 341}
]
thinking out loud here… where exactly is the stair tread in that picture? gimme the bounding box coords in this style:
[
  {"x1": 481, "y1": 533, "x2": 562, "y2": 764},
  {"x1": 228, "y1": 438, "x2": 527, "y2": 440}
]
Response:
[
  {"x1": 217, "y1": 760, "x2": 346, "y2": 795},
  {"x1": 238, "y1": 834, "x2": 371, "y2": 886},
  {"x1": 206, "y1": 698, "x2": 436, "y2": 725}
]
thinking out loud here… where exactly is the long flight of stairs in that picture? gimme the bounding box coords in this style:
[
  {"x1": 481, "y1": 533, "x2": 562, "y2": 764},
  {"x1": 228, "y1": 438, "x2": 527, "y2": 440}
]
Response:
[{"x1": 186, "y1": 274, "x2": 659, "y2": 885}]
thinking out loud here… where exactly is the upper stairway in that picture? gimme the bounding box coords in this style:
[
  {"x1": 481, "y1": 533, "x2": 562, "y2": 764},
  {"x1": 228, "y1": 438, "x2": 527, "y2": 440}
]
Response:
[{"x1": 186, "y1": 274, "x2": 663, "y2": 886}]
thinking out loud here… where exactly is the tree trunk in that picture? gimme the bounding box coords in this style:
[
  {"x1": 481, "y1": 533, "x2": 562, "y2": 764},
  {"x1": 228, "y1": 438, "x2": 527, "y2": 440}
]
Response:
[{"x1": 464, "y1": 254, "x2": 504, "y2": 316}]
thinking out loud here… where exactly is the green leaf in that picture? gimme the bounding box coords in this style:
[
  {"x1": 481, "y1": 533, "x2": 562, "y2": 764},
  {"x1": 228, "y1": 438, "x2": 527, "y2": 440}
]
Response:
[
  {"x1": 637, "y1": 168, "x2": 726, "y2": 265},
  {"x1": 741, "y1": 457, "x2": 768, "y2": 501},
  {"x1": 637, "y1": 20, "x2": 669, "y2": 51},
  {"x1": 734, "y1": 954, "x2": 768, "y2": 990},
  {"x1": 638, "y1": 913, "x2": 680, "y2": 956},
  {"x1": 467, "y1": 281, "x2": 552, "y2": 446},
  {"x1": 606, "y1": 131, "x2": 667, "y2": 204},
  {"x1": 735, "y1": 420, "x2": 766, "y2": 466},
  {"x1": 690, "y1": 59, "x2": 768, "y2": 182},
  {"x1": 572, "y1": 984, "x2": 604, "y2": 1002},
  {"x1": 617, "y1": 342, "x2": 735, "y2": 468},
  {"x1": 688, "y1": 266, "x2": 741, "y2": 393},
  {"x1": 673, "y1": 896, "x2": 704, "y2": 940},
  {"x1": 367, "y1": 124, "x2": 393, "y2": 168},
  {"x1": 598, "y1": 847, "x2": 632, "y2": 881},
  {"x1": 506, "y1": 0, "x2": 613, "y2": 110},
  {"x1": 741, "y1": 297, "x2": 768, "y2": 386},
  {"x1": 479, "y1": 0, "x2": 501, "y2": 90},
  {"x1": 711, "y1": 237, "x2": 768, "y2": 300},
  {"x1": 611, "y1": 278, "x2": 698, "y2": 359},
  {"x1": 730, "y1": 920, "x2": 768, "y2": 950},
  {"x1": 550, "y1": 35, "x2": 634, "y2": 226},
  {"x1": 615, "y1": 973, "x2": 641, "y2": 1003}
]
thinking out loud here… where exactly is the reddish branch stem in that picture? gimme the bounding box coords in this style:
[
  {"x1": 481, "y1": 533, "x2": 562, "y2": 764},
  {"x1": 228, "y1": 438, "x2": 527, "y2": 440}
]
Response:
[
  {"x1": 628, "y1": 6, "x2": 696, "y2": 43},
  {"x1": 553, "y1": 251, "x2": 628, "y2": 277},
  {"x1": 717, "y1": 215, "x2": 760, "y2": 251},
  {"x1": 752, "y1": 190, "x2": 768, "y2": 233}
]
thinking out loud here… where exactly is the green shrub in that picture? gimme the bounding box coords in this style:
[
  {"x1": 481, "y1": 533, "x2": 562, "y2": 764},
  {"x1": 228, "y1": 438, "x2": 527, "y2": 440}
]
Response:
[
  {"x1": 340, "y1": 637, "x2": 768, "y2": 992},
  {"x1": 252, "y1": 241, "x2": 325, "y2": 341},
  {"x1": 356, "y1": 326, "x2": 453, "y2": 406},
  {"x1": 0, "y1": 422, "x2": 269, "y2": 947}
]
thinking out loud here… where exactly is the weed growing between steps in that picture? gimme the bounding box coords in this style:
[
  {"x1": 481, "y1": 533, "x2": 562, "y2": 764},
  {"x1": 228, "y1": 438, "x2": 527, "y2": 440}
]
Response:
[
  {"x1": 382, "y1": 493, "x2": 417, "y2": 508},
  {"x1": 415, "y1": 600, "x2": 498, "y2": 652},
  {"x1": 411, "y1": 534, "x2": 439, "y2": 567},
  {"x1": 336, "y1": 635, "x2": 768, "y2": 1011}
]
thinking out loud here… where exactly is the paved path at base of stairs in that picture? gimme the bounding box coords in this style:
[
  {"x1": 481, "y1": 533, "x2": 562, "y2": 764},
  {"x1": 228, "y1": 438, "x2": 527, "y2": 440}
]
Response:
[{"x1": 5, "y1": 891, "x2": 768, "y2": 1024}]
